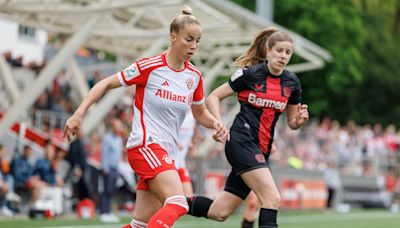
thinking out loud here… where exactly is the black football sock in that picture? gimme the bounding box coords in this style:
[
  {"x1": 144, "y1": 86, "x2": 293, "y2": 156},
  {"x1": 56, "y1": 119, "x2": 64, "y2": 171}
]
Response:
[
  {"x1": 242, "y1": 218, "x2": 255, "y2": 228},
  {"x1": 258, "y1": 208, "x2": 278, "y2": 228},
  {"x1": 186, "y1": 196, "x2": 213, "y2": 218}
]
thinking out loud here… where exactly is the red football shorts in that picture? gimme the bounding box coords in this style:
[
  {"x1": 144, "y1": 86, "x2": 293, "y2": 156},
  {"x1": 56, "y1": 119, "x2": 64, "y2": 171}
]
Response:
[
  {"x1": 127, "y1": 143, "x2": 176, "y2": 190},
  {"x1": 177, "y1": 167, "x2": 191, "y2": 183}
]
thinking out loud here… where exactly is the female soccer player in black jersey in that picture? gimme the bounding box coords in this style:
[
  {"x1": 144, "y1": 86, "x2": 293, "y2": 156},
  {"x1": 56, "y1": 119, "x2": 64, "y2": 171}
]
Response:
[{"x1": 187, "y1": 27, "x2": 309, "y2": 228}]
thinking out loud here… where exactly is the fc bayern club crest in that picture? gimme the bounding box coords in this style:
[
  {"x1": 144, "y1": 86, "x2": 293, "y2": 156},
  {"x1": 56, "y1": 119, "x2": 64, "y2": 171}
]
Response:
[
  {"x1": 186, "y1": 78, "x2": 194, "y2": 90},
  {"x1": 283, "y1": 87, "x2": 292, "y2": 97},
  {"x1": 162, "y1": 154, "x2": 173, "y2": 164}
]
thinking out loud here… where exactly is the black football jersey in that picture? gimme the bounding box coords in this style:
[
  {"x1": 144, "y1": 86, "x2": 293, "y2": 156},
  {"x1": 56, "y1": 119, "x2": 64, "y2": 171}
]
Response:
[{"x1": 228, "y1": 61, "x2": 302, "y2": 155}]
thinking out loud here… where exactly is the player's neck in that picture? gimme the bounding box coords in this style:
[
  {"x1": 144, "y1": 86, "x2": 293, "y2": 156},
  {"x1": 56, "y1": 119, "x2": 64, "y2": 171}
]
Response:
[
  {"x1": 165, "y1": 51, "x2": 185, "y2": 71},
  {"x1": 266, "y1": 62, "x2": 283, "y2": 76}
]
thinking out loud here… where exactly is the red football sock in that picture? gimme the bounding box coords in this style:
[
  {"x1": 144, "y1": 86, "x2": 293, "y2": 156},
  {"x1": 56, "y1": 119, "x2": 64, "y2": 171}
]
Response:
[{"x1": 147, "y1": 196, "x2": 188, "y2": 228}]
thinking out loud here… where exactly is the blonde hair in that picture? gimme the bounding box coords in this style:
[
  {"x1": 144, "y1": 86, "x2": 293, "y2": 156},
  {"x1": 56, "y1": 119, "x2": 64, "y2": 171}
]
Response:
[
  {"x1": 170, "y1": 5, "x2": 201, "y2": 34},
  {"x1": 234, "y1": 27, "x2": 293, "y2": 68}
]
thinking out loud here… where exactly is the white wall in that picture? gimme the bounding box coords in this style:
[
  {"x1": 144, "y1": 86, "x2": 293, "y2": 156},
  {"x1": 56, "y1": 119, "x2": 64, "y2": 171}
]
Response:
[{"x1": 0, "y1": 19, "x2": 48, "y2": 65}]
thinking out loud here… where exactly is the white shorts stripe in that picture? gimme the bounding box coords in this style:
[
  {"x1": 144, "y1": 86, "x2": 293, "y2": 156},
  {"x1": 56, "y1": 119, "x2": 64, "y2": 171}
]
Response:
[
  {"x1": 143, "y1": 149, "x2": 159, "y2": 169},
  {"x1": 144, "y1": 146, "x2": 162, "y2": 166},
  {"x1": 139, "y1": 148, "x2": 155, "y2": 169}
]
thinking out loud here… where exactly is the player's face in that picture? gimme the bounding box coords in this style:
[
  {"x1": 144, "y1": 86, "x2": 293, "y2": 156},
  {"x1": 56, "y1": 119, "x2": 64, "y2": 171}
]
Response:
[
  {"x1": 267, "y1": 41, "x2": 293, "y2": 74},
  {"x1": 171, "y1": 24, "x2": 202, "y2": 61}
]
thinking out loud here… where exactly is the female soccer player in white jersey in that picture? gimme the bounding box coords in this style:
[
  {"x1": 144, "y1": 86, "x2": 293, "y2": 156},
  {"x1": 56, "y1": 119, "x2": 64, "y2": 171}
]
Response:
[{"x1": 63, "y1": 6, "x2": 228, "y2": 228}]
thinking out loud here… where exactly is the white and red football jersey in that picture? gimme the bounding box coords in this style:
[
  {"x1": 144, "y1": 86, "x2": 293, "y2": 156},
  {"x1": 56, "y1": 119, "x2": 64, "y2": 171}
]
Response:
[{"x1": 117, "y1": 53, "x2": 204, "y2": 159}]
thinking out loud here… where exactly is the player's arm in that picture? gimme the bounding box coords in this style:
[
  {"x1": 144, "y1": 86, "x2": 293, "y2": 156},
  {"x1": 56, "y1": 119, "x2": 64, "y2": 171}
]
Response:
[
  {"x1": 63, "y1": 75, "x2": 121, "y2": 141},
  {"x1": 191, "y1": 103, "x2": 213, "y2": 128},
  {"x1": 192, "y1": 103, "x2": 228, "y2": 143},
  {"x1": 206, "y1": 82, "x2": 234, "y2": 121}
]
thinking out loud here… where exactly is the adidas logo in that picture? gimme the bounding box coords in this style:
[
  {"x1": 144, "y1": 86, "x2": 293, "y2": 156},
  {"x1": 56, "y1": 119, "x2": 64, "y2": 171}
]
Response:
[{"x1": 162, "y1": 81, "x2": 169, "y2": 86}]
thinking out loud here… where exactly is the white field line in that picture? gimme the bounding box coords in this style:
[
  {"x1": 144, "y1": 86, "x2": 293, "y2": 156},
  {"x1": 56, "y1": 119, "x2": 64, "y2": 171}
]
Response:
[{"x1": 42, "y1": 211, "x2": 400, "y2": 228}]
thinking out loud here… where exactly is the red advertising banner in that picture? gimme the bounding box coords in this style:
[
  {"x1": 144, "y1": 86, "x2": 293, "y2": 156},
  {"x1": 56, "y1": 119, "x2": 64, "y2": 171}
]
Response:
[
  {"x1": 204, "y1": 172, "x2": 226, "y2": 199},
  {"x1": 280, "y1": 178, "x2": 327, "y2": 209}
]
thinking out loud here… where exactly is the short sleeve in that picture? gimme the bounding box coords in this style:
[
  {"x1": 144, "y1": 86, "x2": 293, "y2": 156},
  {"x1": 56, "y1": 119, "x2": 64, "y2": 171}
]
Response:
[
  {"x1": 228, "y1": 68, "x2": 249, "y2": 92},
  {"x1": 288, "y1": 77, "x2": 302, "y2": 104},
  {"x1": 192, "y1": 77, "x2": 204, "y2": 105},
  {"x1": 118, "y1": 62, "x2": 147, "y2": 87}
]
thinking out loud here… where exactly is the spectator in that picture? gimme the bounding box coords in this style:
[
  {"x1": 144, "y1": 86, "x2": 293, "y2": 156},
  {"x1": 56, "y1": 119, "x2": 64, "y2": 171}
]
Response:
[
  {"x1": 10, "y1": 146, "x2": 34, "y2": 193},
  {"x1": 0, "y1": 174, "x2": 12, "y2": 217},
  {"x1": 324, "y1": 160, "x2": 341, "y2": 209},
  {"x1": 0, "y1": 145, "x2": 17, "y2": 217},
  {"x1": 99, "y1": 119, "x2": 123, "y2": 223},
  {"x1": 0, "y1": 145, "x2": 20, "y2": 202},
  {"x1": 33, "y1": 143, "x2": 60, "y2": 186},
  {"x1": 66, "y1": 129, "x2": 91, "y2": 201}
]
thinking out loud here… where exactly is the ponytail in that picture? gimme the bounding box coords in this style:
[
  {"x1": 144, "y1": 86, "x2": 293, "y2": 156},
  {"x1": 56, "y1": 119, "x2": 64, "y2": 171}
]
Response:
[{"x1": 234, "y1": 27, "x2": 293, "y2": 68}]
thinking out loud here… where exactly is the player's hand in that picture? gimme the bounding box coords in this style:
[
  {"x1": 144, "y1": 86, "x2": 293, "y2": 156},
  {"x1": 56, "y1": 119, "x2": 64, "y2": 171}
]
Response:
[
  {"x1": 295, "y1": 104, "x2": 309, "y2": 126},
  {"x1": 212, "y1": 121, "x2": 229, "y2": 143},
  {"x1": 63, "y1": 113, "x2": 83, "y2": 142}
]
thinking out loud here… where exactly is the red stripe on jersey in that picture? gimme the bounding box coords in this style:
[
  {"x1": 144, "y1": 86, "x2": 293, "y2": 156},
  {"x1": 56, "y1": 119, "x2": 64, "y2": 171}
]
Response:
[
  {"x1": 187, "y1": 63, "x2": 201, "y2": 77},
  {"x1": 258, "y1": 110, "x2": 271, "y2": 153},
  {"x1": 187, "y1": 63, "x2": 204, "y2": 103},
  {"x1": 134, "y1": 61, "x2": 151, "y2": 145},
  {"x1": 238, "y1": 90, "x2": 250, "y2": 102},
  {"x1": 258, "y1": 77, "x2": 281, "y2": 153},
  {"x1": 192, "y1": 77, "x2": 204, "y2": 103},
  {"x1": 135, "y1": 86, "x2": 147, "y2": 145}
]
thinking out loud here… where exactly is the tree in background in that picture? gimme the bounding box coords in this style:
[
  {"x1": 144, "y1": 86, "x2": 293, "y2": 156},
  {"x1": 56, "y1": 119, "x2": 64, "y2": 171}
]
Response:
[
  {"x1": 274, "y1": 0, "x2": 365, "y2": 124},
  {"x1": 230, "y1": 0, "x2": 400, "y2": 127},
  {"x1": 355, "y1": 0, "x2": 400, "y2": 126}
]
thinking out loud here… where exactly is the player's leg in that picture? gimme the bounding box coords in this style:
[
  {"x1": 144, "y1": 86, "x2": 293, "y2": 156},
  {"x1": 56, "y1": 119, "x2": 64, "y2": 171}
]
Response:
[
  {"x1": 123, "y1": 189, "x2": 162, "y2": 228},
  {"x1": 131, "y1": 143, "x2": 187, "y2": 227},
  {"x1": 178, "y1": 167, "x2": 194, "y2": 197},
  {"x1": 241, "y1": 168, "x2": 280, "y2": 228},
  {"x1": 147, "y1": 169, "x2": 188, "y2": 227},
  {"x1": 187, "y1": 171, "x2": 247, "y2": 221},
  {"x1": 123, "y1": 144, "x2": 178, "y2": 228},
  {"x1": 187, "y1": 133, "x2": 257, "y2": 222},
  {"x1": 242, "y1": 191, "x2": 259, "y2": 228}
]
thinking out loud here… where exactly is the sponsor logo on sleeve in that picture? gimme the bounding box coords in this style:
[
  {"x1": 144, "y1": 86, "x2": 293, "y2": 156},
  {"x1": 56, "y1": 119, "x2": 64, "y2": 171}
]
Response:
[
  {"x1": 123, "y1": 63, "x2": 140, "y2": 80},
  {"x1": 230, "y1": 69, "x2": 243, "y2": 82}
]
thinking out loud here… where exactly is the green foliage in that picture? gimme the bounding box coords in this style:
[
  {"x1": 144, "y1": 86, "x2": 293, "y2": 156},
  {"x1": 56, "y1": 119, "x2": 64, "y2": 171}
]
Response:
[
  {"x1": 230, "y1": 0, "x2": 255, "y2": 11},
  {"x1": 228, "y1": 0, "x2": 400, "y2": 126},
  {"x1": 354, "y1": 0, "x2": 400, "y2": 126},
  {"x1": 274, "y1": 0, "x2": 366, "y2": 123}
]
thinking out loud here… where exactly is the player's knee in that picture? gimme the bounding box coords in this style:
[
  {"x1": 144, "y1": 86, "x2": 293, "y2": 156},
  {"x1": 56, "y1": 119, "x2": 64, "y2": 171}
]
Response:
[
  {"x1": 273, "y1": 192, "x2": 282, "y2": 208},
  {"x1": 212, "y1": 209, "x2": 232, "y2": 222},
  {"x1": 165, "y1": 195, "x2": 189, "y2": 216},
  {"x1": 209, "y1": 206, "x2": 234, "y2": 222},
  {"x1": 246, "y1": 198, "x2": 259, "y2": 211},
  {"x1": 259, "y1": 191, "x2": 281, "y2": 209}
]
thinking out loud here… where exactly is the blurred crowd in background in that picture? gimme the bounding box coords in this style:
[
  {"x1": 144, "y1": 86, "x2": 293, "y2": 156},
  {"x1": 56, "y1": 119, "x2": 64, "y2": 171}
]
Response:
[{"x1": 1, "y1": 40, "x2": 400, "y2": 220}]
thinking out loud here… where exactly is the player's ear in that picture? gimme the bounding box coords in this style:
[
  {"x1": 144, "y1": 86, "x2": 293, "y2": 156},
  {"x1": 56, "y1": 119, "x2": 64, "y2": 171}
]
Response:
[{"x1": 170, "y1": 32, "x2": 177, "y2": 44}]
